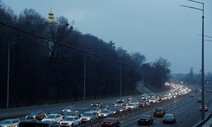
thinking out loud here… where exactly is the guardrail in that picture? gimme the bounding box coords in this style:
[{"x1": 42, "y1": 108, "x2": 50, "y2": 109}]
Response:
[
  {"x1": 0, "y1": 94, "x2": 141, "y2": 120},
  {"x1": 193, "y1": 113, "x2": 212, "y2": 127}
]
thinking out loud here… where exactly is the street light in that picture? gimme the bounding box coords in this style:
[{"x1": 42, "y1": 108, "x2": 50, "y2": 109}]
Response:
[
  {"x1": 83, "y1": 56, "x2": 86, "y2": 101},
  {"x1": 7, "y1": 38, "x2": 20, "y2": 109},
  {"x1": 120, "y1": 64, "x2": 122, "y2": 97},
  {"x1": 180, "y1": 0, "x2": 205, "y2": 120}
]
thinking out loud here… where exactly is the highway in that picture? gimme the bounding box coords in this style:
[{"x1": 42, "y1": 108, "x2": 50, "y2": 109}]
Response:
[
  {"x1": 1, "y1": 84, "x2": 211, "y2": 127},
  {"x1": 81, "y1": 90, "x2": 211, "y2": 127}
]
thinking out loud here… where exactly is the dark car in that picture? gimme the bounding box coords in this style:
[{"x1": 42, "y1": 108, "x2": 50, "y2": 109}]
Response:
[
  {"x1": 200, "y1": 104, "x2": 208, "y2": 111},
  {"x1": 50, "y1": 111, "x2": 65, "y2": 118},
  {"x1": 138, "y1": 100, "x2": 147, "y2": 107},
  {"x1": 101, "y1": 117, "x2": 120, "y2": 127},
  {"x1": 91, "y1": 101, "x2": 103, "y2": 108},
  {"x1": 18, "y1": 121, "x2": 59, "y2": 127},
  {"x1": 153, "y1": 108, "x2": 166, "y2": 117},
  {"x1": 74, "y1": 107, "x2": 89, "y2": 117},
  {"x1": 25, "y1": 111, "x2": 47, "y2": 120},
  {"x1": 197, "y1": 98, "x2": 202, "y2": 103},
  {"x1": 62, "y1": 106, "x2": 75, "y2": 113},
  {"x1": 137, "y1": 114, "x2": 153, "y2": 125},
  {"x1": 163, "y1": 114, "x2": 176, "y2": 124}
]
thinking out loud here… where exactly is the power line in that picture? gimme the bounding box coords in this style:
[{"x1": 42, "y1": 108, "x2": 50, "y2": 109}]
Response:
[{"x1": 0, "y1": 21, "x2": 139, "y2": 68}]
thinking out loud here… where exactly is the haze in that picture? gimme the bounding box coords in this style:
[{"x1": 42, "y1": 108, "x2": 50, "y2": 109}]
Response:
[{"x1": 3, "y1": 0, "x2": 212, "y2": 74}]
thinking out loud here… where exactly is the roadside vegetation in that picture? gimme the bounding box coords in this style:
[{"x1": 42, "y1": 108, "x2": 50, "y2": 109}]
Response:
[{"x1": 0, "y1": 1, "x2": 171, "y2": 108}]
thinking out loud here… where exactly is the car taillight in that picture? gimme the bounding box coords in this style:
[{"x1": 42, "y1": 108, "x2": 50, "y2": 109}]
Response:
[{"x1": 109, "y1": 122, "x2": 113, "y2": 125}]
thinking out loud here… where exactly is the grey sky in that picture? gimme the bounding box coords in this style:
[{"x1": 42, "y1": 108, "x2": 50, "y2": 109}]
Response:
[{"x1": 2, "y1": 0, "x2": 212, "y2": 74}]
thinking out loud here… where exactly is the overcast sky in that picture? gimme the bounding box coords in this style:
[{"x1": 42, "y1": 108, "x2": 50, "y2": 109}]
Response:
[{"x1": 2, "y1": 0, "x2": 212, "y2": 74}]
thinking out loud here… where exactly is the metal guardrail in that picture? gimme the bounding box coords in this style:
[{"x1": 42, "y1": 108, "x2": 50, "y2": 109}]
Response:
[{"x1": 193, "y1": 113, "x2": 212, "y2": 127}]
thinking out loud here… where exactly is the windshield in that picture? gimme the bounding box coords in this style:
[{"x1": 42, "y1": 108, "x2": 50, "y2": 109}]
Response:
[
  {"x1": 47, "y1": 115, "x2": 55, "y2": 119},
  {"x1": 104, "y1": 118, "x2": 116, "y2": 122},
  {"x1": 82, "y1": 113, "x2": 92, "y2": 116},
  {"x1": 63, "y1": 117, "x2": 74, "y2": 121},
  {"x1": 2, "y1": 120, "x2": 11, "y2": 124},
  {"x1": 140, "y1": 115, "x2": 150, "y2": 119}
]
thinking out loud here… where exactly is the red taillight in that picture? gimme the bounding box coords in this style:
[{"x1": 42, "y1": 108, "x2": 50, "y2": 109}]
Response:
[{"x1": 109, "y1": 122, "x2": 113, "y2": 125}]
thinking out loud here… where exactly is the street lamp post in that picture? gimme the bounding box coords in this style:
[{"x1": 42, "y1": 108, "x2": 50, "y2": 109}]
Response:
[
  {"x1": 83, "y1": 56, "x2": 86, "y2": 101},
  {"x1": 181, "y1": 0, "x2": 205, "y2": 120},
  {"x1": 7, "y1": 38, "x2": 19, "y2": 109},
  {"x1": 120, "y1": 64, "x2": 122, "y2": 97}
]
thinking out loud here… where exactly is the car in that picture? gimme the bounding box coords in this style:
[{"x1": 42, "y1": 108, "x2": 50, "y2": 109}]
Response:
[
  {"x1": 126, "y1": 96, "x2": 133, "y2": 102},
  {"x1": 115, "y1": 105, "x2": 126, "y2": 113},
  {"x1": 0, "y1": 119, "x2": 20, "y2": 127},
  {"x1": 162, "y1": 114, "x2": 176, "y2": 124},
  {"x1": 59, "y1": 116, "x2": 80, "y2": 127},
  {"x1": 103, "y1": 103, "x2": 116, "y2": 109},
  {"x1": 101, "y1": 117, "x2": 120, "y2": 127},
  {"x1": 200, "y1": 104, "x2": 208, "y2": 111},
  {"x1": 137, "y1": 114, "x2": 153, "y2": 125},
  {"x1": 50, "y1": 111, "x2": 66, "y2": 118},
  {"x1": 197, "y1": 98, "x2": 202, "y2": 103},
  {"x1": 110, "y1": 107, "x2": 121, "y2": 115},
  {"x1": 153, "y1": 108, "x2": 166, "y2": 117},
  {"x1": 90, "y1": 101, "x2": 103, "y2": 108},
  {"x1": 41, "y1": 114, "x2": 63, "y2": 123},
  {"x1": 63, "y1": 111, "x2": 81, "y2": 118},
  {"x1": 116, "y1": 97, "x2": 126, "y2": 104},
  {"x1": 98, "y1": 110, "x2": 113, "y2": 118},
  {"x1": 138, "y1": 100, "x2": 147, "y2": 107},
  {"x1": 74, "y1": 107, "x2": 89, "y2": 117},
  {"x1": 149, "y1": 98, "x2": 157, "y2": 103},
  {"x1": 42, "y1": 121, "x2": 60, "y2": 127},
  {"x1": 157, "y1": 95, "x2": 164, "y2": 102},
  {"x1": 25, "y1": 111, "x2": 47, "y2": 120},
  {"x1": 126, "y1": 103, "x2": 137, "y2": 111},
  {"x1": 148, "y1": 94, "x2": 155, "y2": 98},
  {"x1": 89, "y1": 107, "x2": 102, "y2": 114},
  {"x1": 20, "y1": 119, "x2": 39, "y2": 123},
  {"x1": 80, "y1": 111, "x2": 98, "y2": 124},
  {"x1": 62, "y1": 106, "x2": 76, "y2": 113},
  {"x1": 18, "y1": 120, "x2": 59, "y2": 127}
]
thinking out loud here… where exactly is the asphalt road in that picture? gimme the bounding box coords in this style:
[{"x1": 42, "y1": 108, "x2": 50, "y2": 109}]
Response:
[
  {"x1": 1, "y1": 84, "x2": 211, "y2": 127},
  {"x1": 119, "y1": 91, "x2": 211, "y2": 127}
]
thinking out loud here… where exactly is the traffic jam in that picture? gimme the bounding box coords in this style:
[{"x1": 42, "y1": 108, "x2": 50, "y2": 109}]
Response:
[{"x1": 0, "y1": 83, "x2": 194, "y2": 127}]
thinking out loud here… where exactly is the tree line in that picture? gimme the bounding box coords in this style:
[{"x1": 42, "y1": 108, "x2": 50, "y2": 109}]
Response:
[{"x1": 0, "y1": 1, "x2": 171, "y2": 108}]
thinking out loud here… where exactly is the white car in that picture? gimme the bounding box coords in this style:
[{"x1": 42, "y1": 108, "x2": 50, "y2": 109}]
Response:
[
  {"x1": 126, "y1": 103, "x2": 137, "y2": 111},
  {"x1": 149, "y1": 98, "x2": 157, "y2": 103},
  {"x1": 80, "y1": 111, "x2": 97, "y2": 124},
  {"x1": 0, "y1": 119, "x2": 20, "y2": 127},
  {"x1": 98, "y1": 110, "x2": 113, "y2": 118},
  {"x1": 41, "y1": 114, "x2": 63, "y2": 123},
  {"x1": 59, "y1": 116, "x2": 80, "y2": 127}
]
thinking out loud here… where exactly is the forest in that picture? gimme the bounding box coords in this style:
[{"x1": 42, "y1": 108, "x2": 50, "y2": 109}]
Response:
[{"x1": 0, "y1": 1, "x2": 171, "y2": 108}]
